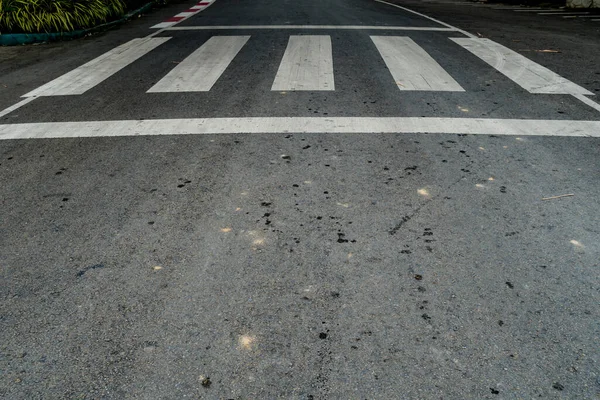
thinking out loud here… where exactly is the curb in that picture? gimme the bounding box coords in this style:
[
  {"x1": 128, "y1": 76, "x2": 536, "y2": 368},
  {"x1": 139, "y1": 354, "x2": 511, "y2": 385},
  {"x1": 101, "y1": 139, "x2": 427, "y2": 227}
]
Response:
[
  {"x1": 150, "y1": 0, "x2": 216, "y2": 29},
  {"x1": 0, "y1": 1, "x2": 156, "y2": 46}
]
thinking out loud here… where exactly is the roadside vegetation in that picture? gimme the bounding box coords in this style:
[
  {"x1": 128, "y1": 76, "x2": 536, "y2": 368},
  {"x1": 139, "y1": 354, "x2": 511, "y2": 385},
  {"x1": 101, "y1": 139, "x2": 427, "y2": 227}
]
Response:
[{"x1": 0, "y1": 0, "x2": 152, "y2": 34}]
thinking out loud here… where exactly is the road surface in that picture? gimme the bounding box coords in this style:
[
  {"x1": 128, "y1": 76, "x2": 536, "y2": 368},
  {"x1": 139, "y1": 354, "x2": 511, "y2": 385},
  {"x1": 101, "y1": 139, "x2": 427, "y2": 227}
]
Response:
[{"x1": 1, "y1": 0, "x2": 599, "y2": 398}]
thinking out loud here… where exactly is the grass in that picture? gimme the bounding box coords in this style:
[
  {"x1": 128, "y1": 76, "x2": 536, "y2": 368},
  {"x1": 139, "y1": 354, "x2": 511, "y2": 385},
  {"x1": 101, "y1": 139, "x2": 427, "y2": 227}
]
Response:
[{"x1": 0, "y1": 0, "x2": 127, "y2": 33}]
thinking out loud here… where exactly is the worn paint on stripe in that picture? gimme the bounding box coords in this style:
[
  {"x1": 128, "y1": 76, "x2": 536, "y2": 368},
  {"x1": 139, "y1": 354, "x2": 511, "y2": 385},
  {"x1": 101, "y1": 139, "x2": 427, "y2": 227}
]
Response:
[
  {"x1": 23, "y1": 38, "x2": 170, "y2": 97},
  {"x1": 371, "y1": 36, "x2": 464, "y2": 91},
  {"x1": 1, "y1": 118, "x2": 600, "y2": 139},
  {"x1": 452, "y1": 38, "x2": 593, "y2": 95},
  {"x1": 148, "y1": 36, "x2": 250, "y2": 92},
  {"x1": 272, "y1": 35, "x2": 334, "y2": 91}
]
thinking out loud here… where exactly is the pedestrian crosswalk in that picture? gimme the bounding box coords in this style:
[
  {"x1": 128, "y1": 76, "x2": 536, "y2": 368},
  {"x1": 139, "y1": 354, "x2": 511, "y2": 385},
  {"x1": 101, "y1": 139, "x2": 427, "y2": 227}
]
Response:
[{"x1": 22, "y1": 34, "x2": 593, "y2": 99}]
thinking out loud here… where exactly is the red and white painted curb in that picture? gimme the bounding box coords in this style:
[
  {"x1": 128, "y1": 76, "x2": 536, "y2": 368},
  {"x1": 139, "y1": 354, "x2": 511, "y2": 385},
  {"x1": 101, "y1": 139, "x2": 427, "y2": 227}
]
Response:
[{"x1": 151, "y1": 0, "x2": 216, "y2": 29}]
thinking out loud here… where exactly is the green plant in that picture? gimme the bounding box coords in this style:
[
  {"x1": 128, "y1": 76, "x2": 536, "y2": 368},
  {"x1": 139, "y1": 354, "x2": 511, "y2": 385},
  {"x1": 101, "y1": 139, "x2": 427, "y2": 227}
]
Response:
[{"x1": 0, "y1": 0, "x2": 126, "y2": 33}]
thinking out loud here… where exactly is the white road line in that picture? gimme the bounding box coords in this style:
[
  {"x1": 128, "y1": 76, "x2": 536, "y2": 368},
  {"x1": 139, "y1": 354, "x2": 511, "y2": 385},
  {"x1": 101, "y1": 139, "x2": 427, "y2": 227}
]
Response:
[
  {"x1": 164, "y1": 25, "x2": 456, "y2": 31},
  {"x1": 371, "y1": 36, "x2": 464, "y2": 91},
  {"x1": 572, "y1": 94, "x2": 600, "y2": 113},
  {"x1": 151, "y1": 22, "x2": 177, "y2": 29},
  {"x1": 374, "y1": 0, "x2": 477, "y2": 38},
  {"x1": 272, "y1": 35, "x2": 334, "y2": 91},
  {"x1": 452, "y1": 38, "x2": 593, "y2": 95},
  {"x1": 0, "y1": 98, "x2": 36, "y2": 118},
  {"x1": 513, "y1": 9, "x2": 551, "y2": 12},
  {"x1": 538, "y1": 12, "x2": 589, "y2": 15},
  {"x1": 23, "y1": 38, "x2": 170, "y2": 97},
  {"x1": 1, "y1": 118, "x2": 600, "y2": 139},
  {"x1": 148, "y1": 36, "x2": 249, "y2": 92},
  {"x1": 576, "y1": 15, "x2": 600, "y2": 18},
  {"x1": 493, "y1": 6, "x2": 551, "y2": 9},
  {"x1": 593, "y1": 19, "x2": 600, "y2": 21}
]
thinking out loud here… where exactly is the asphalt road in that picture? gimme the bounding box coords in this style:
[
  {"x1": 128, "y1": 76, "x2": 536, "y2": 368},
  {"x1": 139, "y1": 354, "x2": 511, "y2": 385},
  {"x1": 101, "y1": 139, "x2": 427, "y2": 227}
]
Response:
[{"x1": 1, "y1": 0, "x2": 599, "y2": 398}]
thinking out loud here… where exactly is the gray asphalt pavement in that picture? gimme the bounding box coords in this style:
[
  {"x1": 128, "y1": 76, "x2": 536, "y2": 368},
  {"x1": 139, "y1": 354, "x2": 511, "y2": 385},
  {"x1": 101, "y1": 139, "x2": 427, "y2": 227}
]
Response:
[{"x1": 1, "y1": 0, "x2": 599, "y2": 398}]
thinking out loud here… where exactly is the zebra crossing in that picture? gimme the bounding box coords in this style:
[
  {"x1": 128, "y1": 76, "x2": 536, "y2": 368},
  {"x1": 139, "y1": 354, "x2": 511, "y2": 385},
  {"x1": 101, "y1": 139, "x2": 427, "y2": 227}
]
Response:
[{"x1": 21, "y1": 33, "x2": 593, "y2": 100}]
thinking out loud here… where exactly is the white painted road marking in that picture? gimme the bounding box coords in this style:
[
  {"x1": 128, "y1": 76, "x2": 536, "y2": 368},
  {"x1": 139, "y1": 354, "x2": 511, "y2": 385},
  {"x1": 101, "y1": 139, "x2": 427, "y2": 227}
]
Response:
[
  {"x1": 1, "y1": 118, "x2": 599, "y2": 139},
  {"x1": 23, "y1": 38, "x2": 171, "y2": 97},
  {"x1": 148, "y1": 36, "x2": 250, "y2": 93},
  {"x1": 151, "y1": 22, "x2": 178, "y2": 29},
  {"x1": 513, "y1": 9, "x2": 550, "y2": 12},
  {"x1": 371, "y1": 36, "x2": 464, "y2": 91},
  {"x1": 452, "y1": 38, "x2": 593, "y2": 95},
  {"x1": 0, "y1": 98, "x2": 36, "y2": 118},
  {"x1": 164, "y1": 25, "x2": 457, "y2": 31},
  {"x1": 538, "y1": 12, "x2": 589, "y2": 15},
  {"x1": 572, "y1": 94, "x2": 600, "y2": 113},
  {"x1": 374, "y1": 0, "x2": 477, "y2": 38},
  {"x1": 272, "y1": 35, "x2": 334, "y2": 91}
]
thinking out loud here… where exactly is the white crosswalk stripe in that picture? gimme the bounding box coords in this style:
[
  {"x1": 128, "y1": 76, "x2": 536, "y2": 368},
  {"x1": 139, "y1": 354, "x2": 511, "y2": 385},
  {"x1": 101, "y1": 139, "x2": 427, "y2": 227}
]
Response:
[
  {"x1": 272, "y1": 35, "x2": 335, "y2": 91},
  {"x1": 371, "y1": 36, "x2": 464, "y2": 91},
  {"x1": 148, "y1": 36, "x2": 250, "y2": 93},
  {"x1": 452, "y1": 38, "x2": 593, "y2": 95},
  {"x1": 23, "y1": 38, "x2": 170, "y2": 97}
]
